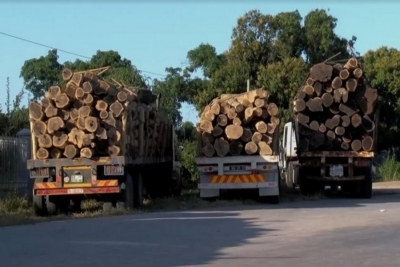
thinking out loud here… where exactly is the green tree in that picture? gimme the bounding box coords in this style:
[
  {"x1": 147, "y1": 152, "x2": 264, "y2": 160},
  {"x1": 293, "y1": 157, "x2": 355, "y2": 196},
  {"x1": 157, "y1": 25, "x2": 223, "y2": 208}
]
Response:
[
  {"x1": 362, "y1": 47, "x2": 400, "y2": 149},
  {"x1": 21, "y1": 50, "x2": 147, "y2": 100}
]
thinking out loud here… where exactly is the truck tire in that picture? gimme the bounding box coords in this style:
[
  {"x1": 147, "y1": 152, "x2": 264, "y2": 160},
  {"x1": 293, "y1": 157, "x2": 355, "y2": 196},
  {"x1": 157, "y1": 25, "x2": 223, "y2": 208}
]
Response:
[
  {"x1": 46, "y1": 196, "x2": 57, "y2": 215},
  {"x1": 299, "y1": 168, "x2": 323, "y2": 196},
  {"x1": 134, "y1": 172, "x2": 144, "y2": 208},
  {"x1": 359, "y1": 167, "x2": 373, "y2": 199},
  {"x1": 33, "y1": 195, "x2": 45, "y2": 216},
  {"x1": 118, "y1": 173, "x2": 134, "y2": 210}
]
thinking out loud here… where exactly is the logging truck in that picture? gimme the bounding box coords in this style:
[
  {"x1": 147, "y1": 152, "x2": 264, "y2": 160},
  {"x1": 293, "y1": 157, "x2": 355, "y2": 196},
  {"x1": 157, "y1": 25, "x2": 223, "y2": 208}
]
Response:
[
  {"x1": 280, "y1": 57, "x2": 379, "y2": 198},
  {"x1": 27, "y1": 67, "x2": 182, "y2": 216},
  {"x1": 195, "y1": 89, "x2": 281, "y2": 203}
]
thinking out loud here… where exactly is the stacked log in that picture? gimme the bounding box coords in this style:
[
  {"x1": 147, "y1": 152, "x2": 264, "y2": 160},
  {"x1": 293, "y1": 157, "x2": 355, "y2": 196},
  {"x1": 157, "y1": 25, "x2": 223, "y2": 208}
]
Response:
[
  {"x1": 28, "y1": 68, "x2": 171, "y2": 160},
  {"x1": 294, "y1": 57, "x2": 378, "y2": 152},
  {"x1": 196, "y1": 89, "x2": 280, "y2": 157}
]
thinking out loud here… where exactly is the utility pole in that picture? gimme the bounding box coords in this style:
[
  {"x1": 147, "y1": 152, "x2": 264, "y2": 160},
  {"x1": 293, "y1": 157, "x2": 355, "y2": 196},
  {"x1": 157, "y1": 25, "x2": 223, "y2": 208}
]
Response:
[{"x1": 247, "y1": 79, "x2": 250, "y2": 92}]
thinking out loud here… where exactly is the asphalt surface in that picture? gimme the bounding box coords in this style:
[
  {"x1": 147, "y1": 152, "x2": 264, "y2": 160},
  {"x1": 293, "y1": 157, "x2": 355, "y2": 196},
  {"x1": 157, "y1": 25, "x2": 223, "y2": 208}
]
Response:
[{"x1": 1, "y1": 191, "x2": 400, "y2": 267}]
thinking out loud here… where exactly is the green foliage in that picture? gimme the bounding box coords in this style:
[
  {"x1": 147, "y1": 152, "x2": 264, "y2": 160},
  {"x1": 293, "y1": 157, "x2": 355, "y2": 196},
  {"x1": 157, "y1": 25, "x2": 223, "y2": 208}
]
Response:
[
  {"x1": 180, "y1": 140, "x2": 199, "y2": 183},
  {"x1": 21, "y1": 50, "x2": 147, "y2": 100},
  {"x1": 377, "y1": 153, "x2": 400, "y2": 181},
  {"x1": 0, "y1": 78, "x2": 29, "y2": 136}
]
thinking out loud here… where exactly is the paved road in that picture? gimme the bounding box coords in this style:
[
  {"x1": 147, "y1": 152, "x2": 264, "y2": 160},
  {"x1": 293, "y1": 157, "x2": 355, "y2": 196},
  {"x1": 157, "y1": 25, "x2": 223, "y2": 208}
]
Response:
[{"x1": 1, "y1": 192, "x2": 400, "y2": 267}]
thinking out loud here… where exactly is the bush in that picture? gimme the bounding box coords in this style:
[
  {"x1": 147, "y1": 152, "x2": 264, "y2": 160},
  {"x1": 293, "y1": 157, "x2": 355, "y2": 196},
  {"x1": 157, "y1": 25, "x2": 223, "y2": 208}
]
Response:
[
  {"x1": 180, "y1": 140, "x2": 199, "y2": 188},
  {"x1": 377, "y1": 153, "x2": 400, "y2": 181}
]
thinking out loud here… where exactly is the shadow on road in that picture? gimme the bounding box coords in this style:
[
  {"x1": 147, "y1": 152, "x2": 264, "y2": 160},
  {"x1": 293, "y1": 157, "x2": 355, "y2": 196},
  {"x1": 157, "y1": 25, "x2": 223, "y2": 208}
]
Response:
[{"x1": 0, "y1": 211, "x2": 277, "y2": 267}]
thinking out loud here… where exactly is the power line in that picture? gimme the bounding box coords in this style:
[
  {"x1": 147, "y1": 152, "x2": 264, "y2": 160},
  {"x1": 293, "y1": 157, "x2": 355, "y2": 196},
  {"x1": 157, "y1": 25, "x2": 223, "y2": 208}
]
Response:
[{"x1": 0, "y1": 31, "x2": 167, "y2": 77}]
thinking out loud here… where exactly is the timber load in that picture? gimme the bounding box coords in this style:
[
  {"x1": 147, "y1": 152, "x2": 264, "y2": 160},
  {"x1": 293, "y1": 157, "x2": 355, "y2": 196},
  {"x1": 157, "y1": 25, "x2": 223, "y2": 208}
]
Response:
[
  {"x1": 294, "y1": 57, "x2": 378, "y2": 152},
  {"x1": 28, "y1": 68, "x2": 172, "y2": 160},
  {"x1": 196, "y1": 89, "x2": 280, "y2": 157}
]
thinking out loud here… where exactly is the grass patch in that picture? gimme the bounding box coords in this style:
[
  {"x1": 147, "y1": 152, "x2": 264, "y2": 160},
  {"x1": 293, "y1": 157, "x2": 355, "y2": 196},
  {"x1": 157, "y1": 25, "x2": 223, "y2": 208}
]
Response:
[{"x1": 377, "y1": 153, "x2": 400, "y2": 182}]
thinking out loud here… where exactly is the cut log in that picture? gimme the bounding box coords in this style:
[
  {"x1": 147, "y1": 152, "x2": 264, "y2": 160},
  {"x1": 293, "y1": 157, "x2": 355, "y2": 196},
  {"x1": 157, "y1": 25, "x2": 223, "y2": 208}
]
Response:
[
  {"x1": 296, "y1": 113, "x2": 310, "y2": 125},
  {"x1": 95, "y1": 100, "x2": 108, "y2": 111},
  {"x1": 47, "y1": 117, "x2": 65, "y2": 134},
  {"x1": 71, "y1": 73, "x2": 84, "y2": 87},
  {"x1": 217, "y1": 114, "x2": 228, "y2": 127},
  {"x1": 303, "y1": 85, "x2": 314, "y2": 96},
  {"x1": 252, "y1": 107, "x2": 263, "y2": 117},
  {"x1": 295, "y1": 99, "x2": 306, "y2": 112},
  {"x1": 201, "y1": 132, "x2": 214, "y2": 144},
  {"x1": 232, "y1": 117, "x2": 242, "y2": 126},
  {"x1": 351, "y1": 140, "x2": 362, "y2": 152},
  {"x1": 83, "y1": 94, "x2": 94, "y2": 106},
  {"x1": 331, "y1": 77, "x2": 342, "y2": 89},
  {"x1": 255, "y1": 121, "x2": 268, "y2": 134},
  {"x1": 326, "y1": 130, "x2": 336, "y2": 141},
  {"x1": 83, "y1": 133, "x2": 95, "y2": 146},
  {"x1": 325, "y1": 119, "x2": 334, "y2": 130},
  {"x1": 99, "y1": 110, "x2": 109, "y2": 120},
  {"x1": 29, "y1": 102, "x2": 44, "y2": 120},
  {"x1": 62, "y1": 68, "x2": 73, "y2": 81},
  {"x1": 309, "y1": 120, "x2": 319, "y2": 131},
  {"x1": 75, "y1": 87, "x2": 85, "y2": 99},
  {"x1": 108, "y1": 128, "x2": 121, "y2": 146},
  {"x1": 210, "y1": 103, "x2": 221, "y2": 115},
  {"x1": 339, "y1": 69, "x2": 350, "y2": 80},
  {"x1": 339, "y1": 100, "x2": 358, "y2": 116},
  {"x1": 296, "y1": 91, "x2": 307, "y2": 100},
  {"x1": 53, "y1": 132, "x2": 68, "y2": 149},
  {"x1": 339, "y1": 88, "x2": 349, "y2": 103},
  {"x1": 342, "y1": 132, "x2": 352, "y2": 143},
  {"x1": 271, "y1": 116, "x2": 280, "y2": 126},
  {"x1": 36, "y1": 148, "x2": 49, "y2": 160},
  {"x1": 109, "y1": 101, "x2": 124, "y2": 118},
  {"x1": 79, "y1": 106, "x2": 94, "y2": 118},
  {"x1": 335, "y1": 126, "x2": 345, "y2": 136},
  {"x1": 331, "y1": 115, "x2": 341, "y2": 128},
  {"x1": 44, "y1": 103, "x2": 58, "y2": 118},
  {"x1": 344, "y1": 57, "x2": 358, "y2": 70},
  {"x1": 346, "y1": 78, "x2": 358, "y2": 92},
  {"x1": 319, "y1": 123, "x2": 327, "y2": 133},
  {"x1": 333, "y1": 89, "x2": 342, "y2": 103},
  {"x1": 58, "y1": 109, "x2": 69, "y2": 121},
  {"x1": 267, "y1": 103, "x2": 279, "y2": 116},
  {"x1": 341, "y1": 115, "x2": 350, "y2": 127},
  {"x1": 245, "y1": 141, "x2": 258, "y2": 155},
  {"x1": 322, "y1": 93, "x2": 333, "y2": 107},
  {"x1": 362, "y1": 115, "x2": 375, "y2": 132},
  {"x1": 68, "y1": 128, "x2": 85, "y2": 148},
  {"x1": 314, "y1": 82, "x2": 323, "y2": 96},
  {"x1": 341, "y1": 142, "x2": 349, "y2": 150},
  {"x1": 362, "y1": 136, "x2": 374, "y2": 151},
  {"x1": 213, "y1": 125, "x2": 224, "y2": 137},
  {"x1": 254, "y1": 98, "x2": 268, "y2": 108},
  {"x1": 65, "y1": 83, "x2": 77, "y2": 100},
  {"x1": 82, "y1": 81, "x2": 93, "y2": 94},
  {"x1": 202, "y1": 143, "x2": 215, "y2": 157},
  {"x1": 225, "y1": 125, "x2": 243, "y2": 140},
  {"x1": 96, "y1": 127, "x2": 108, "y2": 140},
  {"x1": 40, "y1": 98, "x2": 50, "y2": 109},
  {"x1": 70, "y1": 108, "x2": 79, "y2": 120},
  {"x1": 309, "y1": 63, "x2": 333, "y2": 82},
  {"x1": 241, "y1": 128, "x2": 252, "y2": 142},
  {"x1": 351, "y1": 113, "x2": 362, "y2": 128},
  {"x1": 258, "y1": 141, "x2": 272, "y2": 155},
  {"x1": 229, "y1": 141, "x2": 243, "y2": 156},
  {"x1": 80, "y1": 148, "x2": 95, "y2": 158},
  {"x1": 353, "y1": 68, "x2": 363, "y2": 79},
  {"x1": 48, "y1": 86, "x2": 61, "y2": 100},
  {"x1": 214, "y1": 138, "x2": 229, "y2": 157},
  {"x1": 50, "y1": 148, "x2": 62, "y2": 159},
  {"x1": 199, "y1": 120, "x2": 213, "y2": 134},
  {"x1": 251, "y1": 132, "x2": 263, "y2": 143},
  {"x1": 108, "y1": 145, "x2": 121, "y2": 157},
  {"x1": 54, "y1": 93, "x2": 70, "y2": 109},
  {"x1": 85, "y1": 116, "x2": 99, "y2": 133},
  {"x1": 38, "y1": 134, "x2": 52, "y2": 148},
  {"x1": 306, "y1": 78, "x2": 314, "y2": 85},
  {"x1": 306, "y1": 98, "x2": 323, "y2": 112}
]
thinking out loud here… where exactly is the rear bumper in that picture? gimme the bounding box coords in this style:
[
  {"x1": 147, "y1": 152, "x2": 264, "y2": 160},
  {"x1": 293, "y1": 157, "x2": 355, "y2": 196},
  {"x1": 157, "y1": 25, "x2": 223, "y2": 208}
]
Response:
[
  {"x1": 198, "y1": 182, "x2": 277, "y2": 189},
  {"x1": 34, "y1": 186, "x2": 120, "y2": 196},
  {"x1": 306, "y1": 175, "x2": 365, "y2": 181}
]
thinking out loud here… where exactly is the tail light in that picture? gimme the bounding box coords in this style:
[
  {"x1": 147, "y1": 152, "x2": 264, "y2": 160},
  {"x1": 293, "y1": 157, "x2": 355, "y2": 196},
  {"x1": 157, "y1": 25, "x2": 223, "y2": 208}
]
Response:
[
  {"x1": 355, "y1": 160, "x2": 370, "y2": 167},
  {"x1": 201, "y1": 166, "x2": 215, "y2": 172}
]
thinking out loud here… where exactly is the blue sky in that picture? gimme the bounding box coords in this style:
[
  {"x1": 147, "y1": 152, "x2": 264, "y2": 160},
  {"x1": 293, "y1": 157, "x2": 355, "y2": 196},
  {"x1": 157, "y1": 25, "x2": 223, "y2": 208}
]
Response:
[{"x1": 0, "y1": 2, "x2": 398, "y2": 124}]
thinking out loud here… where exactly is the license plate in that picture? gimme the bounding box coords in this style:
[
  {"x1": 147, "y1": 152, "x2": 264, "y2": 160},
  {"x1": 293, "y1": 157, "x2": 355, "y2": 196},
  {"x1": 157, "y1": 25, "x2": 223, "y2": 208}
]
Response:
[
  {"x1": 104, "y1": 165, "x2": 124, "y2": 176},
  {"x1": 229, "y1": 165, "x2": 246, "y2": 171},
  {"x1": 329, "y1": 165, "x2": 343, "y2": 177},
  {"x1": 71, "y1": 175, "x2": 83, "y2": 183},
  {"x1": 67, "y1": 188, "x2": 84, "y2": 194}
]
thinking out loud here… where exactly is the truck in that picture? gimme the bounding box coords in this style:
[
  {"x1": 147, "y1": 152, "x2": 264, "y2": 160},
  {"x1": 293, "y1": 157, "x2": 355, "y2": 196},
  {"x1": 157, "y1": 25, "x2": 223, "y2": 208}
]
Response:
[
  {"x1": 280, "y1": 57, "x2": 379, "y2": 198},
  {"x1": 195, "y1": 89, "x2": 281, "y2": 203},
  {"x1": 27, "y1": 67, "x2": 182, "y2": 215}
]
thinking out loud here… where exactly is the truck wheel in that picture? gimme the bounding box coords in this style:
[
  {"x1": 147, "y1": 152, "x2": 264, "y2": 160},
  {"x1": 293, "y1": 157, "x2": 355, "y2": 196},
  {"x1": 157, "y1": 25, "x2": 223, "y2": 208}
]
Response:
[
  {"x1": 118, "y1": 173, "x2": 134, "y2": 210},
  {"x1": 359, "y1": 167, "x2": 373, "y2": 199},
  {"x1": 270, "y1": 195, "x2": 280, "y2": 204},
  {"x1": 46, "y1": 196, "x2": 57, "y2": 215},
  {"x1": 134, "y1": 172, "x2": 143, "y2": 208},
  {"x1": 33, "y1": 195, "x2": 45, "y2": 216}
]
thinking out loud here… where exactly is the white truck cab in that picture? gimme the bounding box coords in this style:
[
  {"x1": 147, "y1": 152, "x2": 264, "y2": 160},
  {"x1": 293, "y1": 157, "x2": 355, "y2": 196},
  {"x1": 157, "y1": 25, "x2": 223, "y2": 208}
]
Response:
[{"x1": 279, "y1": 122, "x2": 299, "y2": 189}]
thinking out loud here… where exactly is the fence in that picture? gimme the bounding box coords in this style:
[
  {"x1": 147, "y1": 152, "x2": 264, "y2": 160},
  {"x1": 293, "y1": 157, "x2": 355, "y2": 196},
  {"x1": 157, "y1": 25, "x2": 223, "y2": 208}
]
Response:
[{"x1": 0, "y1": 129, "x2": 32, "y2": 197}]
